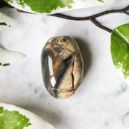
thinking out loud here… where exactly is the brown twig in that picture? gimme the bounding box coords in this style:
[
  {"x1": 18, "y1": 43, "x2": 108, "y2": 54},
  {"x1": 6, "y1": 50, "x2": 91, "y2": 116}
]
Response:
[
  {"x1": 125, "y1": 12, "x2": 129, "y2": 15},
  {"x1": 90, "y1": 18, "x2": 112, "y2": 33},
  {"x1": 51, "y1": 5, "x2": 129, "y2": 33},
  {"x1": 1, "y1": 0, "x2": 129, "y2": 33}
]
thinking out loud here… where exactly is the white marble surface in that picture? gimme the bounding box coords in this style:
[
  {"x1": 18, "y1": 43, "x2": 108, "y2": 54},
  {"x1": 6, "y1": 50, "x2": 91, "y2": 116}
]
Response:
[{"x1": 0, "y1": 0, "x2": 129, "y2": 129}]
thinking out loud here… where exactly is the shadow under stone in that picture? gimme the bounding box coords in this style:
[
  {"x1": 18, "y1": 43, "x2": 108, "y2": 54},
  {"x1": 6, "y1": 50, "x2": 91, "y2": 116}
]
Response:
[{"x1": 75, "y1": 37, "x2": 92, "y2": 79}]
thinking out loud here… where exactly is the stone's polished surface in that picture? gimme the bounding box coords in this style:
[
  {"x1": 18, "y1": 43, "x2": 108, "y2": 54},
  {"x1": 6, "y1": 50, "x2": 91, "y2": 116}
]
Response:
[{"x1": 41, "y1": 36, "x2": 83, "y2": 99}]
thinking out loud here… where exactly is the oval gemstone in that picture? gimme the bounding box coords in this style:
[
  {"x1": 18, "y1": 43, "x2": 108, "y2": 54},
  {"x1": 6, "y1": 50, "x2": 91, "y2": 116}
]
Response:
[{"x1": 41, "y1": 36, "x2": 84, "y2": 99}]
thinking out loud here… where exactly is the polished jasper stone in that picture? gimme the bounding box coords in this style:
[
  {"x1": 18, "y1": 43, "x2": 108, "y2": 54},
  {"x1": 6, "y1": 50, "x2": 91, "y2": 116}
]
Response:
[{"x1": 41, "y1": 36, "x2": 84, "y2": 99}]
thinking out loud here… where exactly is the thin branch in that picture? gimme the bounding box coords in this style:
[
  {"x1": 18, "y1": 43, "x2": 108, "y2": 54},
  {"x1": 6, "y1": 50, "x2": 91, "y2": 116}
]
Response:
[
  {"x1": 1, "y1": 1, "x2": 129, "y2": 33},
  {"x1": 52, "y1": 5, "x2": 129, "y2": 21},
  {"x1": 90, "y1": 18, "x2": 112, "y2": 33},
  {"x1": 51, "y1": 13, "x2": 88, "y2": 21},
  {"x1": 17, "y1": 9, "x2": 33, "y2": 14},
  {"x1": 51, "y1": 5, "x2": 129, "y2": 33},
  {"x1": 125, "y1": 11, "x2": 129, "y2": 15},
  {"x1": 123, "y1": 5, "x2": 129, "y2": 12}
]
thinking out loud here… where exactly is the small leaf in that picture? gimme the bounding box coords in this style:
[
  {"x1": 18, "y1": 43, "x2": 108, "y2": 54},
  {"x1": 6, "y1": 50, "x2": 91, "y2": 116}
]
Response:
[
  {"x1": 98, "y1": 0, "x2": 104, "y2": 3},
  {"x1": 111, "y1": 23, "x2": 129, "y2": 78},
  {"x1": 4, "y1": 0, "x2": 116, "y2": 13},
  {"x1": 0, "y1": 107, "x2": 31, "y2": 129},
  {"x1": 4, "y1": 0, "x2": 73, "y2": 13}
]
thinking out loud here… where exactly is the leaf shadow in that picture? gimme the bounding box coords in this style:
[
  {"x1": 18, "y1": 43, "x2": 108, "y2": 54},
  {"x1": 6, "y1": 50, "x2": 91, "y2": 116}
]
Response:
[
  {"x1": 22, "y1": 104, "x2": 64, "y2": 129},
  {"x1": 0, "y1": 99, "x2": 63, "y2": 129}
]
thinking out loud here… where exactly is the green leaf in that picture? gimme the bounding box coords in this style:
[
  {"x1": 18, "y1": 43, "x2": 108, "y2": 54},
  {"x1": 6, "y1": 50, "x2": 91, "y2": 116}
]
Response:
[
  {"x1": 98, "y1": 0, "x2": 104, "y2": 3},
  {"x1": 111, "y1": 23, "x2": 129, "y2": 78},
  {"x1": 4, "y1": 0, "x2": 73, "y2": 13},
  {"x1": 0, "y1": 107, "x2": 31, "y2": 129}
]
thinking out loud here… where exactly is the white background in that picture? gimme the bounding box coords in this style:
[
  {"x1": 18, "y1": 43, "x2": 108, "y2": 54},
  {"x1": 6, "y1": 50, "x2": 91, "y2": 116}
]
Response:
[{"x1": 0, "y1": 0, "x2": 129, "y2": 129}]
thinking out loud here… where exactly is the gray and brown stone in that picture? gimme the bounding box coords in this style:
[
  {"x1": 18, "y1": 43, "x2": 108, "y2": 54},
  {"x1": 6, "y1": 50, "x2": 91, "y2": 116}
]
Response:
[{"x1": 41, "y1": 36, "x2": 84, "y2": 99}]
